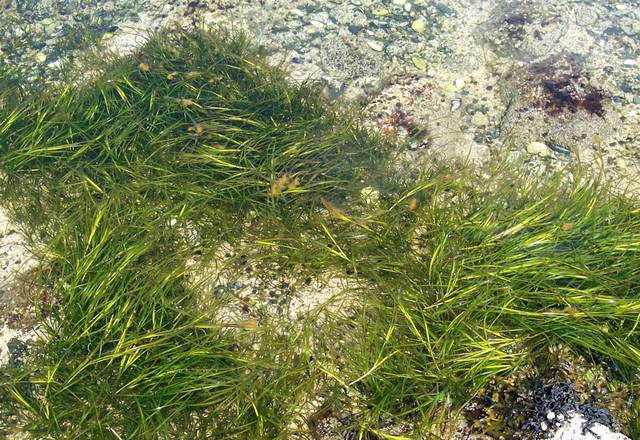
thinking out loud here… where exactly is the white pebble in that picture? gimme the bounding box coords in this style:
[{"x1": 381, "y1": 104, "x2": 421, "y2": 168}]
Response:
[
  {"x1": 527, "y1": 141, "x2": 552, "y2": 157},
  {"x1": 366, "y1": 40, "x2": 384, "y2": 52}
]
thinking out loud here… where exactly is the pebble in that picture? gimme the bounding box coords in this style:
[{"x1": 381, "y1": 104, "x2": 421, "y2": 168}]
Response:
[
  {"x1": 615, "y1": 157, "x2": 627, "y2": 169},
  {"x1": 541, "y1": 421, "x2": 548, "y2": 431},
  {"x1": 444, "y1": 82, "x2": 457, "y2": 93},
  {"x1": 360, "y1": 187, "x2": 380, "y2": 205},
  {"x1": 35, "y1": 52, "x2": 47, "y2": 63},
  {"x1": 366, "y1": 40, "x2": 384, "y2": 52},
  {"x1": 451, "y1": 99, "x2": 461, "y2": 111},
  {"x1": 371, "y1": 7, "x2": 390, "y2": 17},
  {"x1": 411, "y1": 54, "x2": 427, "y2": 71},
  {"x1": 547, "y1": 411, "x2": 556, "y2": 421},
  {"x1": 309, "y1": 20, "x2": 325, "y2": 29},
  {"x1": 288, "y1": 8, "x2": 304, "y2": 18},
  {"x1": 527, "y1": 141, "x2": 552, "y2": 157},
  {"x1": 550, "y1": 145, "x2": 571, "y2": 156},
  {"x1": 623, "y1": 59, "x2": 636, "y2": 66},
  {"x1": 411, "y1": 18, "x2": 428, "y2": 34}
]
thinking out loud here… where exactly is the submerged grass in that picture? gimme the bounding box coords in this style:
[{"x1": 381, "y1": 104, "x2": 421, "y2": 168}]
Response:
[
  {"x1": 1, "y1": 198, "x2": 317, "y2": 438},
  {"x1": 324, "y1": 168, "x2": 640, "y2": 434},
  {"x1": 0, "y1": 28, "x2": 388, "y2": 246},
  {"x1": 0, "y1": 27, "x2": 639, "y2": 439},
  {"x1": 0, "y1": 27, "x2": 375, "y2": 438}
]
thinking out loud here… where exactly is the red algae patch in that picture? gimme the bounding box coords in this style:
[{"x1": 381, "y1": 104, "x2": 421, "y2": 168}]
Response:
[{"x1": 524, "y1": 55, "x2": 609, "y2": 118}]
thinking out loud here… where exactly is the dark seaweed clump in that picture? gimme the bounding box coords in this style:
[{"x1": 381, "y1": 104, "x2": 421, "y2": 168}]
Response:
[
  {"x1": 541, "y1": 74, "x2": 607, "y2": 117},
  {"x1": 526, "y1": 58, "x2": 609, "y2": 117},
  {"x1": 580, "y1": 396, "x2": 616, "y2": 437},
  {"x1": 465, "y1": 358, "x2": 627, "y2": 439},
  {"x1": 465, "y1": 374, "x2": 578, "y2": 439},
  {"x1": 502, "y1": 13, "x2": 532, "y2": 40}
]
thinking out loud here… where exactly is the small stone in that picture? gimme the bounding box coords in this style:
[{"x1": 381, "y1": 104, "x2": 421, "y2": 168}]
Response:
[
  {"x1": 633, "y1": 96, "x2": 640, "y2": 105},
  {"x1": 366, "y1": 40, "x2": 384, "y2": 52},
  {"x1": 527, "y1": 141, "x2": 551, "y2": 157},
  {"x1": 360, "y1": 187, "x2": 380, "y2": 205},
  {"x1": 372, "y1": 7, "x2": 390, "y2": 16},
  {"x1": 550, "y1": 145, "x2": 571, "y2": 156},
  {"x1": 454, "y1": 78, "x2": 465, "y2": 90},
  {"x1": 411, "y1": 55, "x2": 427, "y2": 71},
  {"x1": 444, "y1": 83, "x2": 457, "y2": 93},
  {"x1": 309, "y1": 19, "x2": 325, "y2": 29},
  {"x1": 541, "y1": 422, "x2": 548, "y2": 431},
  {"x1": 615, "y1": 157, "x2": 627, "y2": 169},
  {"x1": 557, "y1": 413, "x2": 565, "y2": 422},
  {"x1": 40, "y1": 18, "x2": 54, "y2": 26},
  {"x1": 450, "y1": 99, "x2": 461, "y2": 111},
  {"x1": 547, "y1": 411, "x2": 556, "y2": 421},
  {"x1": 35, "y1": 52, "x2": 47, "y2": 63},
  {"x1": 411, "y1": 18, "x2": 427, "y2": 34},
  {"x1": 623, "y1": 59, "x2": 636, "y2": 66},
  {"x1": 288, "y1": 8, "x2": 304, "y2": 18}
]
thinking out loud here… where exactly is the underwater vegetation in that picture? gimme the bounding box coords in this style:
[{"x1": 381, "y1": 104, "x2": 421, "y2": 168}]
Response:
[
  {"x1": 527, "y1": 55, "x2": 609, "y2": 117},
  {"x1": 0, "y1": 28, "x2": 639, "y2": 439}
]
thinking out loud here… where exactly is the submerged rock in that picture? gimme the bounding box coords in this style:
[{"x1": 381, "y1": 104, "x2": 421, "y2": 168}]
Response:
[{"x1": 527, "y1": 141, "x2": 552, "y2": 156}]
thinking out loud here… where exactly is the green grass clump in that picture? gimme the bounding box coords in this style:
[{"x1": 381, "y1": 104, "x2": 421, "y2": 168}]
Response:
[
  {"x1": 309, "y1": 168, "x2": 640, "y2": 435},
  {"x1": 0, "y1": 28, "x2": 388, "y2": 245},
  {"x1": 0, "y1": 28, "x2": 386, "y2": 438},
  {"x1": 1, "y1": 26, "x2": 639, "y2": 440},
  {"x1": 1, "y1": 199, "x2": 316, "y2": 438}
]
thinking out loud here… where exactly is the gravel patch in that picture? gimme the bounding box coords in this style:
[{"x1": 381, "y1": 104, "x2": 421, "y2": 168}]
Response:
[{"x1": 0, "y1": 207, "x2": 35, "y2": 332}]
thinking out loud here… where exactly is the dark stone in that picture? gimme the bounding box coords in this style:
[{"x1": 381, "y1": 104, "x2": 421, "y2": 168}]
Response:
[{"x1": 7, "y1": 338, "x2": 28, "y2": 368}]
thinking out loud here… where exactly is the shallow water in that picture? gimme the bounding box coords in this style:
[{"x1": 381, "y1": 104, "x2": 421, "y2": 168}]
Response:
[
  {"x1": 2, "y1": 0, "x2": 638, "y2": 173},
  {"x1": 0, "y1": 1, "x2": 639, "y2": 438}
]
